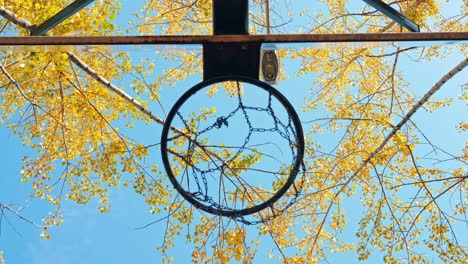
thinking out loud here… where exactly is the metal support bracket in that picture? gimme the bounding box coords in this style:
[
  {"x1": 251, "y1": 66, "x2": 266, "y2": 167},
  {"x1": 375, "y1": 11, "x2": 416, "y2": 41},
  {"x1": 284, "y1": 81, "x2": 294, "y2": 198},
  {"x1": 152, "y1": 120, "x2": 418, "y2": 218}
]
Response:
[
  {"x1": 362, "y1": 0, "x2": 420, "y2": 32},
  {"x1": 31, "y1": 0, "x2": 96, "y2": 36},
  {"x1": 203, "y1": 43, "x2": 261, "y2": 80}
]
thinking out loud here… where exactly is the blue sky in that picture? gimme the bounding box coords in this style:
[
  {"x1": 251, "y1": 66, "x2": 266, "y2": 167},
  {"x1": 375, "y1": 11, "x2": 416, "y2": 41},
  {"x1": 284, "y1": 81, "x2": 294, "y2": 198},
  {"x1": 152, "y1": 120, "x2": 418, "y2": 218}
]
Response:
[{"x1": 1, "y1": 1, "x2": 467, "y2": 263}]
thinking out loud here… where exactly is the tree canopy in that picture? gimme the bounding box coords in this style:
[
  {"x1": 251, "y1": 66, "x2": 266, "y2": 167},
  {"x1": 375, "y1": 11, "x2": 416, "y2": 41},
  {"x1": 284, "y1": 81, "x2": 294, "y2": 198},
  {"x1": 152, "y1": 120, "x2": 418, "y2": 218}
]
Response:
[{"x1": 0, "y1": 0, "x2": 467, "y2": 263}]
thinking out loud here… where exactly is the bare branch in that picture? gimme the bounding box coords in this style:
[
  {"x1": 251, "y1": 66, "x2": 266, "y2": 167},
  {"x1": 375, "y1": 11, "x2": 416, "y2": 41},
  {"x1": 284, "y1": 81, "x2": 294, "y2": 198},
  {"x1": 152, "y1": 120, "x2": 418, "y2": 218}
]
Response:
[
  {"x1": 0, "y1": 203, "x2": 45, "y2": 228},
  {"x1": 308, "y1": 56, "x2": 468, "y2": 257},
  {"x1": 0, "y1": 5, "x2": 35, "y2": 31}
]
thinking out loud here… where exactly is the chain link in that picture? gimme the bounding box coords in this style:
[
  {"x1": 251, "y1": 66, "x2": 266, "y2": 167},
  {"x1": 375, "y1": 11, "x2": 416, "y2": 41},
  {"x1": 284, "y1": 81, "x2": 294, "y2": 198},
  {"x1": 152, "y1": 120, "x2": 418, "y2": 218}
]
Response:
[{"x1": 169, "y1": 81, "x2": 304, "y2": 224}]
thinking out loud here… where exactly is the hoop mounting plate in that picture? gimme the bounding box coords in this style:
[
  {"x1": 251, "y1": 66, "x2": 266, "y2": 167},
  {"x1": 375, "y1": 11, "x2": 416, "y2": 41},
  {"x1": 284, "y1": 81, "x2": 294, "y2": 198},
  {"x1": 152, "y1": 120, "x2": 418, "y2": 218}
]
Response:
[{"x1": 203, "y1": 43, "x2": 261, "y2": 81}]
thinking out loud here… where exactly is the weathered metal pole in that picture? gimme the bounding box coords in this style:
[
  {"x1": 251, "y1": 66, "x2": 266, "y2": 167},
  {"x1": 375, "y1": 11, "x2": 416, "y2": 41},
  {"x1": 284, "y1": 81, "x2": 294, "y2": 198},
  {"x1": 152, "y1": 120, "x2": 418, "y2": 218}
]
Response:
[{"x1": 0, "y1": 33, "x2": 467, "y2": 46}]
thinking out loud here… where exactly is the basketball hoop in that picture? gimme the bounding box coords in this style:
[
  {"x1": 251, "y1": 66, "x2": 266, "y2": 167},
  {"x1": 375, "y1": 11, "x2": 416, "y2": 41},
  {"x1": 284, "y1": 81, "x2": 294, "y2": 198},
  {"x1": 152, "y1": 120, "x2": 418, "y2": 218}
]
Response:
[{"x1": 160, "y1": 76, "x2": 304, "y2": 220}]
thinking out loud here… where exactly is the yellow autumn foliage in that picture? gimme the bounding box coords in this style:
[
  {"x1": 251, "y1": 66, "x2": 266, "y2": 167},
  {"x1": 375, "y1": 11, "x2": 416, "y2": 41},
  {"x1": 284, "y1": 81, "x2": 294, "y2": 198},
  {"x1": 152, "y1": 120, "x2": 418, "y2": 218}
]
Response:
[{"x1": 0, "y1": 0, "x2": 467, "y2": 263}]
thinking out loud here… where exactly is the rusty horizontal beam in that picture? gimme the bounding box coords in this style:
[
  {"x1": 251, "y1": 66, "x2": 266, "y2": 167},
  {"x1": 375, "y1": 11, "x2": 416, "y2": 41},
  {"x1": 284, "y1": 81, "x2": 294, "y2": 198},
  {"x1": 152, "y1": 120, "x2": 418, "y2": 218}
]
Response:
[{"x1": 0, "y1": 32, "x2": 467, "y2": 46}]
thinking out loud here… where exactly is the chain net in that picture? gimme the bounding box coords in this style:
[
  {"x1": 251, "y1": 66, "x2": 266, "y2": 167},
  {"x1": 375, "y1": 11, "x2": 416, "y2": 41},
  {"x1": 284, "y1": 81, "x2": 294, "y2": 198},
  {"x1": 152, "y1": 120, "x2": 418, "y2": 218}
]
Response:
[{"x1": 162, "y1": 78, "x2": 304, "y2": 224}]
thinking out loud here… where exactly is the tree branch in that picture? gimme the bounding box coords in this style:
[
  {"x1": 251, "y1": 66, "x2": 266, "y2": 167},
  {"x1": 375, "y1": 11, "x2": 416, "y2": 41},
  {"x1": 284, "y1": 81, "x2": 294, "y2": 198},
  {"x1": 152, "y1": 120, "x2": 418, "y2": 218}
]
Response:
[
  {"x1": 0, "y1": 5, "x2": 167, "y2": 125},
  {"x1": 0, "y1": 203, "x2": 45, "y2": 228},
  {"x1": 0, "y1": 5, "x2": 35, "y2": 31},
  {"x1": 309, "y1": 56, "x2": 468, "y2": 257}
]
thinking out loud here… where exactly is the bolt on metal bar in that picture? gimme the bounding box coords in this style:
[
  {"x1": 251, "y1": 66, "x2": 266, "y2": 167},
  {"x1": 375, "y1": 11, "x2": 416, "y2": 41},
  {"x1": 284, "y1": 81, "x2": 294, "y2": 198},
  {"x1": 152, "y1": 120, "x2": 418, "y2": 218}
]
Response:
[
  {"x1": 362, "y1": 0, "x2": 420, "y2": 32},
  {"x1": 31, "y1": 0, "x2": 96, "y2": 36}
]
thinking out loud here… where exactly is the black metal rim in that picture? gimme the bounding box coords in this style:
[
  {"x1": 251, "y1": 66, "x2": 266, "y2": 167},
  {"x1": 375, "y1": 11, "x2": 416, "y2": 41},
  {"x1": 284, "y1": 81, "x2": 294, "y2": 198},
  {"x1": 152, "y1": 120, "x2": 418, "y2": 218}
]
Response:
[{"x1": 160, "y1": 75, "x2": 304, "y2": 217}]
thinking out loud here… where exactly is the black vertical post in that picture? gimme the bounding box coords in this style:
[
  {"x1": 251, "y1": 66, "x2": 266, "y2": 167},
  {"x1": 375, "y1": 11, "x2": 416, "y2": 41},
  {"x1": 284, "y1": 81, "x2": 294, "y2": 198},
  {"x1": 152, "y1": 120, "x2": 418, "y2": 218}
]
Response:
[
  {"x1": 213, "y1": 0, "x2": 249, "y2": 35},
  {"x1": 204, "y1": 0, "x2": 260, "y2": 80}
]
